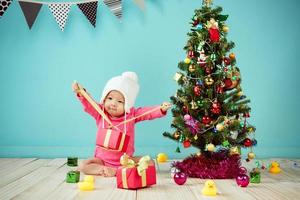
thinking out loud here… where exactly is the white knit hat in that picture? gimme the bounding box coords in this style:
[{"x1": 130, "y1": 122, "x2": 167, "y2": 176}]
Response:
[{"x1": 100, "y1": 72, "x2": 140, "y2": 113}]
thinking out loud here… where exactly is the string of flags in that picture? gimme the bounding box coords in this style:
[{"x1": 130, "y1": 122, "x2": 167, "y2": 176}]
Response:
[{"x1": 0, "y1": 0, "x2": 145, "y2": 31}]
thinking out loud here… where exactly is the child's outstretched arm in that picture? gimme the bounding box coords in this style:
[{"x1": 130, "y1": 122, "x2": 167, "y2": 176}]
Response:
[
  {"x1": 133, "y1": 102, "x2": 171, "y2": 123},
  {"x1": 72, "y1": 81, "x2": 100, "y2": 120}
]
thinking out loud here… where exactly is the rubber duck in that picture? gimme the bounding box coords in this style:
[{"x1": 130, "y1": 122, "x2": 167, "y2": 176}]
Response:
[
  {"x1": 269, "y1": 161, "x2": 281, "y2": 174},
  {"x1": 157, "y1": 153, "x2": 168, "y2": 163},
  {"x1": 202, "y1": 180, "x2": 217, "y2": 196},
  {"x1": 78, "y1": 175, "x2": 95, "y2": 191},
  {"x1": 78, "y1": 181, "x2": 94, "y2": 191}
]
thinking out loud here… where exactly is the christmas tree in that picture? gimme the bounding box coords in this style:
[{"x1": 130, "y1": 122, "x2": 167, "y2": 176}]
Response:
[{"x1": 163, "y1": 0, "x2": 256, "y2": 178}]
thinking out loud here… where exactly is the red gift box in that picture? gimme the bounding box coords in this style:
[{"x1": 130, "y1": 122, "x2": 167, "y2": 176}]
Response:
[
  {"x1": 96, "y1": 128, "x2": 130, "y2": 152},
  {"x1": 116, "y1": 164, "x2": 156, "y2": 189}
]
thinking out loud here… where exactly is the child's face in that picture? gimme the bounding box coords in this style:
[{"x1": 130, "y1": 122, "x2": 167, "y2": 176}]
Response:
[{"x1": 104, "y1": 90, "x2": 125, "y2": 117}]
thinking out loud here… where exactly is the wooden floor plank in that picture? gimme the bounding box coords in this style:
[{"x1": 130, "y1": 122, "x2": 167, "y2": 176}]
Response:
[
  {"x1": 0, "y1": 159, "x2": 65, "y2": 199},
  {"x1": 0, "y1": 159, "x2": 50, "y2": 188},
  {"x1": 11, "y1": 160, "x2": 69, "y2": 200},
  {"x1": 0, "y1": 158, "x2": 37, "y2": 177}
]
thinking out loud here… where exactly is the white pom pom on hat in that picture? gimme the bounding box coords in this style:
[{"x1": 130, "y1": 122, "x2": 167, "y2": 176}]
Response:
[{"x1": 100, "y1": 71, "x2": 140, "y2": 113}]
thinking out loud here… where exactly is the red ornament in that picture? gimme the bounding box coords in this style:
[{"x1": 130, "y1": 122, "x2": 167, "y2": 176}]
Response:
[
  {"x1": 244, "y1": 138, "x2": 252, "y2": 147},
  {"x1": 193, "y1": 19, "x2": 199, "y2": 26},
  {"x1": 188, "y1": 51, "x2": 195, "y2": 58},
  {"x1": 174, "y1": 172, "x2": 187, "y2": 185},
  {"x1": 198, "y1": 57, "x2": 206, "y2": 67},
  {"x1": 224, "y1": 57, "x2": 231, "y2": 65},
  {"x1": 182, "y1": 106, "x2": 188, "y2": 113},
  {"x1": 244, "y1": 112, "x2": 250, "y2": 118},
  {"x1": 202, "y1": 115, "x2": 212, "y2": 125},
  {"x1": 193, "y1": 86, "x2": 201, "y2": 96},
  {"x1": 205, "y1": 67, "x2": 212, "y2": 74},
  {"x1": 211, "y1": 101, "x2": 221, "y2": 115},
  {"x1": 216, "y1": 85, "x2": 224, "y2": 94},
  {"x1": 209, "y1": 28, "x2": 220, "y2": 42},
  {"x1": 236, "y1": 174, "x2": 250, "y2": 187},
  {"x1": 224, "y1": 78, "x2": 233, "y2": 88},
  {"x1": 183, "y1": 140, "x2": 191, "y2": 148}
]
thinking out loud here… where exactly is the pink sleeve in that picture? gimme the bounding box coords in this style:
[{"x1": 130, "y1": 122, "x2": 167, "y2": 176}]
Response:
[
  {"x1": 134, "y1": 105, "x2": 167, "y2": 123},
  {"x1": 77, "y1": 94, "x2": 101, "y2": 120}
]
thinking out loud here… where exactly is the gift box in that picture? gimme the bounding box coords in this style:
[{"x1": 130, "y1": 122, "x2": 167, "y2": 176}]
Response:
[
  {"x1": 96, "y1": 128, "x2": 130, "y2": 152},
  {"x1": 116, "y1": 155, "x2": 156, "y2": 189},
  {"x1": 250, "y1": 169, "x2": 261, "y2": 183}
]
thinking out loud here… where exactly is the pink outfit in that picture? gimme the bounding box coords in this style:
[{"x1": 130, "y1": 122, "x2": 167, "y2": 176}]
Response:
[{"x1": 77, "y1": 95, "x2": 167, "y2": 168}]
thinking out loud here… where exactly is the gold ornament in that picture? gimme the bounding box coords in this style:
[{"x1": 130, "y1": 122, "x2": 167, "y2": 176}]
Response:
[
  {"x1": 216, "y1": 123, "x2": 224, "y2": 131},
  {"x1": 230, "y1": 146, "x2": 240, "y2": 155},
  {"x1": 189, "y1": 64, "x2": 196, "y2": 72},
  {"x1": 173, "y1": 72, "x2": 182, "y2": 82},
  {"x1": 237, "y1": 91, "x2": 243, "y2": 97},
  {"x1": 248, "y1": 152, "x2": 256, "y2": 159},
  {"x1": 222, "y1": 25, "x2": 229, "y2": 33},
  {"x1": 206, "y1": 143, "x2": 215, "y2": 152},
  {"x1": 194, "y1": 134, "x2": 198, "y2": 140},
  {"x1": 229, "y1": 52, "x2": 235, "y2": 60},
  {"x1": 173, "y1": 132, "x2": 180, "y2": 139},
  {"x1": 184, "y1": 58, "x2": 191, "y2": 64},
  {"x1": 205, "y1": 75, "x2": 214, "y2": 86},
  {"x1": 190, "y1": 100, "x2": 198, "y2": 110}
]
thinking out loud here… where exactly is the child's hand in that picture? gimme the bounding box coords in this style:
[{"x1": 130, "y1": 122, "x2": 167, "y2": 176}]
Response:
[
  {"x1": 72, "y1": 81, "x2": 80, "y2": 93},
  {"x1": 160, "y1": 102, "x2": 172, "y2": 112}
]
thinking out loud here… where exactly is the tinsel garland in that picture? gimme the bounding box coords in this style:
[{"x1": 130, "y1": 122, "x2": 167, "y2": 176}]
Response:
[{"x1": 172, "y1": 150, "x2": 241, "y2": 179}]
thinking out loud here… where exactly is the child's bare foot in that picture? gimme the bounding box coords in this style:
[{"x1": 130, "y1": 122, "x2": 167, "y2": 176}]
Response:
[{"x1": 102, "y1": 166, "x2": 117, "y2": 177}]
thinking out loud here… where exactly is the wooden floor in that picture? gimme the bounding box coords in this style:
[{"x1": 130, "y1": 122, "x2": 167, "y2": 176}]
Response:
[{"x1": 0, "y1": 158, "x2": 300, "y2": 200}]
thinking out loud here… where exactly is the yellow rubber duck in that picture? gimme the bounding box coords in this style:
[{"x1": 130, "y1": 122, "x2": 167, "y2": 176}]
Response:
[
  {"x1": 78, "y1": 175, "x2": 95, "y2": 191},
  {"x1": 269, "y1": 161, "x2": 281, "y2": 174},
  {"x1": 157, "y1": 153, "x2": 168, "y2": 163},
  {"x1": 84, "y1": 175, "x2": 94, "y2": 183},
  {"x1": 202, "y1": 180, "x2": 217, "y2": 196}
]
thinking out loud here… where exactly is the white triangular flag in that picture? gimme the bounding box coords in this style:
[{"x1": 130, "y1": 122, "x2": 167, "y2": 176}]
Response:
[
  {"x1": 48, "y1": 3, "x2": 71, "y2": 31},
  {"x1": 103, "y1": 0, "x2": 122, "y2": 19},
  {"x1": 133, "y1": 0, "x2": 145, "y2": 10}
]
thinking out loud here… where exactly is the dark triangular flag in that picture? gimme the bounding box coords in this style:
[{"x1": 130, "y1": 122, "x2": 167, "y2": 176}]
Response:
[
  {"x1": 103, "y1": 0, "x2": 122, "y2": 20},
  {"x1": 77, "y1": 1, "x2": 98, "y2": 27},
  {"x1": 19, "y1": 1, "x2": 42, "y2": 29},
  {"x1": 0, "y1": 0, "x2": 13, "y2": 18}
]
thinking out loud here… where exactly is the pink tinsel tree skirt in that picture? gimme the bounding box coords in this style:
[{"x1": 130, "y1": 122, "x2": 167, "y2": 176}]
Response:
[{"x1": 172, "y1": 150, "x2": 241, "y2": 179}]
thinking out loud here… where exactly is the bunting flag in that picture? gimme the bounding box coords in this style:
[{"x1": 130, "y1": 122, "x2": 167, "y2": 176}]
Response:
[
  {"x1": 103, "y1": 0, "x2": 122, "y2": 19},
  {"x1": 48, "y1": 3, "x2": 71, "y2": 31},
  {"x1": 77, "y1": 1, "x2": 97, "y2": 27},
  {"x1": 0, "y1": 0, "x2": 13, "y2": 17},
  {"x1": 133, "y1": 0, "x2": 145, "y2": 11},
  {"x1": 19, "y1": 1, "x2": 42, "y2": 29}
]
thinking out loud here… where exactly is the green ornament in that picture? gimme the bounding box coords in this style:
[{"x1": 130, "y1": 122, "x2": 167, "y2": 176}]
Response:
[
  {"x1": 175, "y1": 146, "x2": 181, "y2": 153},
  {"x1": 232, "y1": 76, "x2": 237, "y2": 81},
  {"x1": 240, "y1": 122, "x2": 244, "y2": 127},
  {"x1": 222, "y1": 140, "x2": 230, "y2": 147},
  {"x1": 179, "y1": 134, "x2": 185, "y2": 142},
  {"x1": 218, "y1": 14, "x2": 229, "y2": 21},
  {"x1": 66, "y1": 170, "x2": 80, "y2": 183},
  {"x1": 197, "y1": 100, "x2": 204, "y2": 107},
  {"x1": 250, "y1": 170, "x2": 261, "y2": 183},
  {"x1": 210, "y1": 54, "x2": 216, "y2": 61}
]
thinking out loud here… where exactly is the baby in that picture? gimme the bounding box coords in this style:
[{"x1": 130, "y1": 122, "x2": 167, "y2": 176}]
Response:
[{"x1": 72, "y1": 72, "x2": 171, "y2": 177}]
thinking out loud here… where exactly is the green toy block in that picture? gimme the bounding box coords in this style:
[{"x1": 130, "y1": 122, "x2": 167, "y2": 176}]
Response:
[
  {"x1": 67, "y1": 157, "x2": 78, "y2": 167},
  {"x1": 66, "y1": 170, "x2": 80, "y2": 183}
]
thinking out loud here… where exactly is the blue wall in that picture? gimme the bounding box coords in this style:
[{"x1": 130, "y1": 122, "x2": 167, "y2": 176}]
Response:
[{"x1": 1, "y1": 0, "x2": 300, "y2": 159}]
